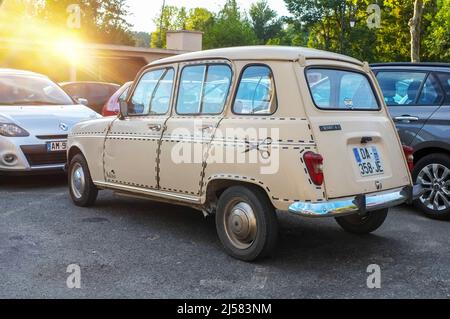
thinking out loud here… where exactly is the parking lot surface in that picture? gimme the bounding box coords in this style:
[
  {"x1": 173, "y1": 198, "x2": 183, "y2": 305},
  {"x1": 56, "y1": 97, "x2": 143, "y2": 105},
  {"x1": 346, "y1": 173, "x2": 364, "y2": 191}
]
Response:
[{"x1": 0, "y1": 175, "x2": 449, "y2": 299}]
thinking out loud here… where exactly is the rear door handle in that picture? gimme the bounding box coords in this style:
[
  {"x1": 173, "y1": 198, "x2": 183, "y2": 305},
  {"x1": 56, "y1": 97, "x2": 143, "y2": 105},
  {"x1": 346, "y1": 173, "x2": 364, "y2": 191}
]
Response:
[
  {"x1": 148, "y1": 124, "x2": 162, "y2": 131},
  {"x1": 394, "y1": 116, "x2": 419, "y2": 123}
]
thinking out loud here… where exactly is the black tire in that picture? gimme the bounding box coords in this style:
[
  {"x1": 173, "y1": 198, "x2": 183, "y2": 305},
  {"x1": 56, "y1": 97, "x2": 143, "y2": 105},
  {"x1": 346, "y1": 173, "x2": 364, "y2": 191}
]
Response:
[
  {"x1": 335, "y1": 209, "x2": 388, "y2": 234},
  {"x1": 68, "y1": 153, "x2": 98, "y2": 207},
  {"x1": 215, "y1": 185, "x2": 278, "y2": 261},
  {"x1": 412, "y1": 153, "x2": 450, "y2": 220}
]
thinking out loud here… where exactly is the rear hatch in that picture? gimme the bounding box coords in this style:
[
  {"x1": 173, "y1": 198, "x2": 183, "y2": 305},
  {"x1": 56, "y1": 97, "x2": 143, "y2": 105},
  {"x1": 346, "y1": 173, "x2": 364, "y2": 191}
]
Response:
[{"x1": 300, "y1": 63, "x2": 411, "y2": 199}]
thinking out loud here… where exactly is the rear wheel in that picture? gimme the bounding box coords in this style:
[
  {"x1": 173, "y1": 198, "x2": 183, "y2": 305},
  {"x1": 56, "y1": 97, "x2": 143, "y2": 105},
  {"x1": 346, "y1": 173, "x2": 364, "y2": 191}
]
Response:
[
  {"x1": 215, "y1": 185, "x2": 278, "y2": 261},
  {"x1": 413, "y1": 153, "x2": 450, "y2": 220},
  {"x1": 335, "y1": 209, "x2": 388, "y2": 234},
  {"x1": 68, "y1": 153, "x2": 98, "y2": 207}
]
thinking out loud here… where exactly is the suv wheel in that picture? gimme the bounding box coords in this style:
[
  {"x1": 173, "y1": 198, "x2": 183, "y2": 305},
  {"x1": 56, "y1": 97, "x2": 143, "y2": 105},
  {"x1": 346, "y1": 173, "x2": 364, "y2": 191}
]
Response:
[
  {"x1": 68, "y1": 153, "x2": 98, "y2": 207},
  {"x1": 215, "y1": 185, "x2": 278, "y2": 261},
  {"x1": 413, "y1": 153, "x2": 450, "y2": 220}
]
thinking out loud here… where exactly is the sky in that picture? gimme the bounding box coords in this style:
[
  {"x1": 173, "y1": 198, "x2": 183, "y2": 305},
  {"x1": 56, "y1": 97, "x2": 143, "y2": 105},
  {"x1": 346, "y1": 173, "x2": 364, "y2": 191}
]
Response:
[{"x1": 126, "y1": 0, "x2": 291, "y2": 33}]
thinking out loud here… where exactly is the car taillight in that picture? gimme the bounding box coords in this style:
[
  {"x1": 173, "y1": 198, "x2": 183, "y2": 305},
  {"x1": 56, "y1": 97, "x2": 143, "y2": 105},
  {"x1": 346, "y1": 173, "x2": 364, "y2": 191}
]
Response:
[
  {"x1": 102, "y1": 97, "x2": 119, "y2": 117},
  {"x1": 303, "y1": 151, "x2": 324, "y2": 185},
  {"x1": 402, "y1": 145, "x2": 414, "y2": 172}
]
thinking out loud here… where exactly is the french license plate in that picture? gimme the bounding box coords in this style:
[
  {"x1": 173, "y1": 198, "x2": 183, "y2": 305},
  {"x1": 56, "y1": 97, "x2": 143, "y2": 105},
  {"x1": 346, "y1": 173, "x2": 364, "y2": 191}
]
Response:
[
  {"x1": 353, "y1": 146, "x2": 384, "y2": 177},
  {"x1": 46, "y1": 141, "x2": 67, "y2": 152}
]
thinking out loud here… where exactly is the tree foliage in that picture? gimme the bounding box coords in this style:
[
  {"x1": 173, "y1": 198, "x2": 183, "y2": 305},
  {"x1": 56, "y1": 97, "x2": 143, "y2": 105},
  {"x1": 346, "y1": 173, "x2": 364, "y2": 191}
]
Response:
[
  {"x1": 36, "y1": 0, "x2": 135, "y2": 45},
  {"x1": 249, "y1": 0, "x2": 283, "y2": 44}
]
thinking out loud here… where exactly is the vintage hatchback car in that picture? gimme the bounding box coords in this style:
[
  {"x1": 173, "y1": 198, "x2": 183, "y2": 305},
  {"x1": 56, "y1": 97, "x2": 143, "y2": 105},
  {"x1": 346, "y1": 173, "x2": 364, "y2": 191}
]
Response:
[{"x1": 67, "y1": 46, "x2": 417, "y2": 261}]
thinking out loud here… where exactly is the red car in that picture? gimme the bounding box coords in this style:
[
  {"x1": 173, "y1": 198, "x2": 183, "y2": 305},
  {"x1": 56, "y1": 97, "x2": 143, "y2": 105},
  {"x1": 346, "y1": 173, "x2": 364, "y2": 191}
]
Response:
[{"x1": 102, "y1": 81, "x2": 133, "y2": 116}]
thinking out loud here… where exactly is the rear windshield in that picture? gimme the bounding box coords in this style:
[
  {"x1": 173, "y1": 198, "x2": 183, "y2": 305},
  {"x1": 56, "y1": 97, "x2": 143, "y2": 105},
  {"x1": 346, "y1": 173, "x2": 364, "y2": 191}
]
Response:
[{"x1": 306, "y1": 68, "x2": 379, "y2": 111}]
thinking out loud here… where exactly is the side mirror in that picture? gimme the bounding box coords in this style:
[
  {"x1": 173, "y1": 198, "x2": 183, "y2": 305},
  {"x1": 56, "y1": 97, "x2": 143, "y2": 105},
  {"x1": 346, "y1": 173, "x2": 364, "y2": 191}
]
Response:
[
  {"x1": 76, "y1": 97, "x2": 89, "y2": 106},
  {"x1": 119, "y1": 100, "x2": 129, "y2": 119}
]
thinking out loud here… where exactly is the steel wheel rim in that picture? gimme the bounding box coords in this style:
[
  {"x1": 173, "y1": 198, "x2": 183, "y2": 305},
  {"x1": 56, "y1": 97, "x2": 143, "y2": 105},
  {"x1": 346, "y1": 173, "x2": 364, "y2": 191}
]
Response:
[
  {"x1": 71, "y1": 163, "x2": 86, "y2": 199},
  {"x1": 223, "y1": 201, "x2": 257, "y2": 250},
  {"x1": 417, "y1": 163, "x2": 450, "y2": 211}
]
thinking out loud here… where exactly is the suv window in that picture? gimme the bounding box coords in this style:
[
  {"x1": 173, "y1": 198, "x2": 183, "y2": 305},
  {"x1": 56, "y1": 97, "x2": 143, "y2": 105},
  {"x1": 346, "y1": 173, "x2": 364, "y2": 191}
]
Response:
[
  {"x1": 306, "y1": 68, "x2": 379, "y2": 110},
  {"x1": 130, "y1": 68, "x2": 174, "y2": 115},
  {"x1": 418, "y1": 74, "x2": 444, "y2": 105},
  {"x1": 176, "y1": 64, "x2": 232, "y2": 115},
  {"x1": 376, "y1": 71, "x2": 426, "y2": 106},
  {"x1": 233, "y1": 65, "x2": 277, "y2": 114},
  {"x1": 437, "y1": 73, "x2": 450, "y2": 104}
]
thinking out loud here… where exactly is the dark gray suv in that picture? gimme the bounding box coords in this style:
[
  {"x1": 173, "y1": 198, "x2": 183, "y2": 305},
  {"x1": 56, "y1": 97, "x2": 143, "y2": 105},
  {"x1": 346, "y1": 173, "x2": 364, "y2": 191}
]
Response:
[{"x1": 372, "y1": 63, "x2": 450, "y2": 220}]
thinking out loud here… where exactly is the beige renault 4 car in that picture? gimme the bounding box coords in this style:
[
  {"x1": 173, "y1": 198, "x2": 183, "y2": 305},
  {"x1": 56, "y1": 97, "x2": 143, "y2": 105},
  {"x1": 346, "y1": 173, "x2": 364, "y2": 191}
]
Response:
[{"x1": 67, "y1": 46, "x2": 420, "y2": 261}]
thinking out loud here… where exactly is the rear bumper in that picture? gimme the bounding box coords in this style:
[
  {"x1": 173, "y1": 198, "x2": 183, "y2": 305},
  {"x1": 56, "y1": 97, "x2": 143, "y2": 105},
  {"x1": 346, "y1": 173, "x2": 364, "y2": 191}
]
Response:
[{"x1": 288, "y1": 185, "x2": 422, "y2": 218}]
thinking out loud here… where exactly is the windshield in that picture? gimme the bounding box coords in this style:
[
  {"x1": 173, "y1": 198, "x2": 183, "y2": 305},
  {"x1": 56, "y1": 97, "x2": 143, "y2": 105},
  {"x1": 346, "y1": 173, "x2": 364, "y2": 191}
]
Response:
[
  {"x1": 0, "y1": 75, "x2": 74, "y2": 106},
  {"x1": 306, "y1": 68, "x2": 379, "y2": 110}
]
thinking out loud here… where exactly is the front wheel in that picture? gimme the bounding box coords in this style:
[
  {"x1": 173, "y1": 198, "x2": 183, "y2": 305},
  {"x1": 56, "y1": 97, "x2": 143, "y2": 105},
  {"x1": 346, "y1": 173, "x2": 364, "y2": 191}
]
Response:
[
  {"x1": 68, "y1": 153, "x2": 98, "y2": 207},
  {"x1": 215, "y1": 185, "x2": 278, "y2": 261},
  {"x1": 335, "y1": 209, "x2": 388, "y2": 234}
]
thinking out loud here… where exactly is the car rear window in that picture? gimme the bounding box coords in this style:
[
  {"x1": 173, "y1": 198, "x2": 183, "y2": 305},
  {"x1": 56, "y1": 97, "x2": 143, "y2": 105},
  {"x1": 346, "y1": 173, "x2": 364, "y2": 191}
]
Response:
[{"x1": 306, "y1": 68, "x2": 379, "y2": 110}]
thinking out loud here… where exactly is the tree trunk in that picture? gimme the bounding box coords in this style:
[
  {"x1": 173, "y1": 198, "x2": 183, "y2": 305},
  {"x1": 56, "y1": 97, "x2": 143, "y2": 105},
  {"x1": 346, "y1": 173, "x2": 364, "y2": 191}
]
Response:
[{"x1": 409, "y1": 0, "x2": 424, "y2": 62}]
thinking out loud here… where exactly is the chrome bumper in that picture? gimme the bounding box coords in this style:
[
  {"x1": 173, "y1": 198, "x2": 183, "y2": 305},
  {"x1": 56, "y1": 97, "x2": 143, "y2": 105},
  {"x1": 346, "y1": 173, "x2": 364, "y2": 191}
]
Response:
[{"x1": 288, "y1": 185, "x2": 422, "y2": 218}]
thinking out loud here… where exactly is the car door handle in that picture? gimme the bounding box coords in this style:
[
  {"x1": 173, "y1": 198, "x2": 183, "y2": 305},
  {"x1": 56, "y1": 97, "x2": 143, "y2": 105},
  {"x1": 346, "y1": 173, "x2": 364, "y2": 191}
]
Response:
[
  {"x1": 148, "y1": 124, "x2": 162, "y2": 131},
  {"x1": 394, "y1": 116, "x2": 419, "y2": 122},
  {"x1": 200, "y1": 125, "x2": 214, "y2": 133}
]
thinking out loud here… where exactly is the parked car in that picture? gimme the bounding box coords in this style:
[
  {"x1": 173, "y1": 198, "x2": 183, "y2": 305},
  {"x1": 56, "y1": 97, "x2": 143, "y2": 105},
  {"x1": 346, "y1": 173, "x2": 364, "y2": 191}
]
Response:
[
  {"x1": 60, "y1": 81, "x2": 120, "y2": 114},
  {"x1": 372, "y1": 63, "x2": 450, "y2": 219},
  {"x1": 0, "y1": 68, "x2": 100, "y2": 174},
  {"x1": 101, "y1": 81, "x2": 132, "y2": 116},
  {"x1": 67, "y1": 47, "x2": 418, "y2": 261}
]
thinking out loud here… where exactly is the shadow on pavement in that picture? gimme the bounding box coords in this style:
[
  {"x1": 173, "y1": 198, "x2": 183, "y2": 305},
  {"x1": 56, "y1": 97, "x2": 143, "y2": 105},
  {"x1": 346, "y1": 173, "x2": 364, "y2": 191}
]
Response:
[{"x1": 0, "y1": 173, "x2": 67, "y2": 190}]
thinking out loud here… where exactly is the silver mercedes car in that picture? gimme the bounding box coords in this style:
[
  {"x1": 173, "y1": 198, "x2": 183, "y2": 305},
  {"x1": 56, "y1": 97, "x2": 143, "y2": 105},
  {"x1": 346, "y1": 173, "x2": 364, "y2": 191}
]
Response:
[{"x1": 0, "y1": 68, "x2": 100, "y2": 174}]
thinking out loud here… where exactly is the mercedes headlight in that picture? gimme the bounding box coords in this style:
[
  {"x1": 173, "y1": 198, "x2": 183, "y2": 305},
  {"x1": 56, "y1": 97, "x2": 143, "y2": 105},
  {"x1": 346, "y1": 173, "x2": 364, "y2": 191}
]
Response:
[{"x1": 0, "y1": 123, "x2": 30, "y2": 137}]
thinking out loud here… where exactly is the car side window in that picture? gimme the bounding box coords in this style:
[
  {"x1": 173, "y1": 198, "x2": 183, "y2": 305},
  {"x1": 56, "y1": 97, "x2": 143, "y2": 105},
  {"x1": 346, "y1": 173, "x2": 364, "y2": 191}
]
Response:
[
  {"x1": 119, "y1": 87, "x2": 130, "y2": 102},
  {"x1": 376, "y1": 71, "x2": 426, "y2": 106},
  {"x1": 176, "y1": 64, "x2": 232, "y2": 115},
  {"x1": 149, "y1": 69, "x2": 174, "y2": 114},
  {"x1": 233, "y1": 65, "x2": 277, "y2": 114},
  {"x1": 436, "y1": 73, "x2": 450, "y2": 104},
  {"x1": 418, "y1": 74, "x2": 443, "y2": 106},
  {"x1": 130, "y1": 68, "x2": 173, "y2": 115}
]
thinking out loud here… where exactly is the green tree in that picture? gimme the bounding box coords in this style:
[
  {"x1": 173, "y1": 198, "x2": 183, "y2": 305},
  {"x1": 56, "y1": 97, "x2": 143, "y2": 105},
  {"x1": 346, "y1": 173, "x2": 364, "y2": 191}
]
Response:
[
  {"x1": 206, "y1": 0, "x2": 257, "y2": 49},
  {"x1": 249, "y1": 0, "x2": 283, "y2": 44},
  {"x1": 185, "y1": 7, "x2": 214, "y2": 31},
  {"x1": 98, "y1": 0, "x2": 135, "y2": 45},
  {"x1": 150, "y1": 5, "x2": 190, "y2": 48},
  {"x1": 37, "y1": 0, "x2": 135, "y2": 45},
  {"x1": 423, "y1": 0, "x2": 450, "y2": 61}
]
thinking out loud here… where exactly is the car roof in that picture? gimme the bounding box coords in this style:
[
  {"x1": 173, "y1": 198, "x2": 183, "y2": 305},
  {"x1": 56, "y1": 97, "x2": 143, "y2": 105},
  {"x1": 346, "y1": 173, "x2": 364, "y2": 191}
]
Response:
[
  {"x1": 59, "y1": 81, "x2": 120, "y2": 87},
  {"x1": 371, "y1": 62, "x2": 450, "y2": 73},
  {"x1": 0, "y1": 68, "x2": 47, "y2": 78},
  {"x1": 150, "y1": 46, "x2": 364, "y2": 67}
]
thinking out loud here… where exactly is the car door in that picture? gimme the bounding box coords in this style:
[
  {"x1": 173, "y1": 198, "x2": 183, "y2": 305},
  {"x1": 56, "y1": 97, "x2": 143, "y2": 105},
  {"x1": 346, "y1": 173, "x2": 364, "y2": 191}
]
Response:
[
  {"x1": 412, "y1": 72, "x2": 450, "y2": 148},
  {"x1": 158, "y1": 62, "x2": 233, "y2": 196},
  {"x1": 103, "y1": 66, "x2": 176, "y2": 189},
  {"x1": 375, "y1": 70, "x2": 443, "y2": 145}
]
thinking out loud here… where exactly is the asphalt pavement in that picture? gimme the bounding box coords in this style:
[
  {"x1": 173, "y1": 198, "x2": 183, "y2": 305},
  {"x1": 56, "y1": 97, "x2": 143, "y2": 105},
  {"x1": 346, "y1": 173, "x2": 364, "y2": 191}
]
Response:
[{"x1": 0, "y1": 174, "x2": 449, "y2": 298}]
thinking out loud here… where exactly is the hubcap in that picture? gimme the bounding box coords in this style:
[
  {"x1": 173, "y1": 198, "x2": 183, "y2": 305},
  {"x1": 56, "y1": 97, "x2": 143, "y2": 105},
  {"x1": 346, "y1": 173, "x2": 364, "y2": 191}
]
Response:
[
  {"x1": 223, "y1": 202, "x2": 257, "y2": 250},
  {"x1": 71, "y1": 163, "x2": 86, "y2": 199},
  {"x1": 417, "y1": 163, "x2": 450, "y2": 211}
]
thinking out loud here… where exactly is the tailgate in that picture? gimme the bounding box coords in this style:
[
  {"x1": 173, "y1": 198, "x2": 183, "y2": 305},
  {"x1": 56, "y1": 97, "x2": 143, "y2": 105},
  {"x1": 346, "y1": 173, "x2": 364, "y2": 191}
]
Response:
[{"x1": 300, "y1": 65, "x2": 411, "y2": 199}]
